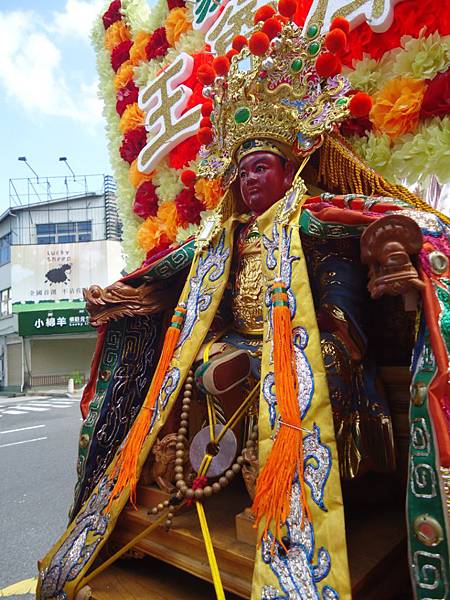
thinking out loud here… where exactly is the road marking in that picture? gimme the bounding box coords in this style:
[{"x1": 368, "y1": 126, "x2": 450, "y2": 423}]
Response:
[
  {"x1": 0, "y1": 424, "x2": 46, "y2": 435},
  {"x1": 0, "y1": 397, "x2": 80, "y2": 418},
  {"x1": 13, "y1": 405, "x2": 49, "y2": 412},
  {"x1": 0, "y1": 577, "x2": 37, "y2": 596},
  {"x1": 0, "y1": 436, "x2": 47, "y2": 448}
]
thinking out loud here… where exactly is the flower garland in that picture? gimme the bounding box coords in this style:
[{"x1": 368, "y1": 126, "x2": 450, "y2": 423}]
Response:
[
  {"x1": 95, "y1": 0, "x2": 220, "y2": 269},
  {"x1": 95, "y1": 0, "x2": 449, "y2": 269},
  {"x1": 339, "y1": 0, "x2": 450, "y2": 191}
]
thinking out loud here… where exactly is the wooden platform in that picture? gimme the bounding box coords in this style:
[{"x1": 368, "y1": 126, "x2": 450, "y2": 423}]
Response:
[
  {"x1": 86, "y1": 480, "x2": 411, "y2": 600},
  {"x1": 90, "y1": 556, "x2": 242, "y2": 600},
  {"x1": 87, "y1": 366, "x2": 413, "y2": 599},
  {"x1": 111, "y1": 485, "x2": 254, "y2": 598}
]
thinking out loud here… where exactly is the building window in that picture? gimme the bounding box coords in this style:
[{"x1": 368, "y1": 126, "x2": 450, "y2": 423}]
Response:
[
  {"x1": 0, "y1": 288, "x2": 11, "y2": 317},
  {"x1": 36, "y1": 221, "x2": 92, "y2": 244},
  {"x1": 0, "y1": 233, "x2": 11, "y2": 266}
]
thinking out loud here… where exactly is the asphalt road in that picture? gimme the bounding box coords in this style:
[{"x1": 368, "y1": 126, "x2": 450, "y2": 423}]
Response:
[{"x1": 0, "y1": 395, "x2": 82, "y2": 597}]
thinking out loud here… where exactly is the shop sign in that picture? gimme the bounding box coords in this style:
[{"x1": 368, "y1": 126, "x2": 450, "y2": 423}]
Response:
[
  {"x1": 18, "y1": 307, "x2": 94, "y2": 336},
  {"x1": 11, "y1": 240, "x2": 123, "y2": 303}
]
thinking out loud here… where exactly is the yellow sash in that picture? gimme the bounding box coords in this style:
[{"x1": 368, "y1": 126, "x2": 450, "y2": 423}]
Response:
[{"x1": 37, "y1": 204, "x2": 350, "y2": 599}]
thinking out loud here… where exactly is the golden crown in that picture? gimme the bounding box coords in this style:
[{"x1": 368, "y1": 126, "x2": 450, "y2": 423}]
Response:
[{"x1": 197, "y1": 14, "x2": 370, "y2": 184}]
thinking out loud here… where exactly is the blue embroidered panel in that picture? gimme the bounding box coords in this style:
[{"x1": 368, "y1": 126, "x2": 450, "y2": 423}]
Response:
[
  {"x1": 177, "y1": 230, "x2": 230, "y2": 348},
  {"x1": 40, "y1": 477, "x2": 112, "y2": 599}
]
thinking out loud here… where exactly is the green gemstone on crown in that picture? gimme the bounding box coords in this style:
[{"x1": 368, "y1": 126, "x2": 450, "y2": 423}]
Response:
[
  {"x1": 307, "y1": 41, "x2": 321, "y2": 56},
  {"x1": 336, "y1": 98, "x2": 348, "y2": 105},
  {"x1": 291, "y1": 58, "x2": 303, "y2": 73},
  {"x1": 235, "y1": 107, "x2": 251, "y2": 124},
  {"x1": 306, "y1": 24, "x2": 319, "y2": 38}
]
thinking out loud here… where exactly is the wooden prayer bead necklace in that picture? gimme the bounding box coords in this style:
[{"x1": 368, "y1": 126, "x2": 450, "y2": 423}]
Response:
[{"x1": 147, "y1": 370, "x2": 258, "y2": 530}]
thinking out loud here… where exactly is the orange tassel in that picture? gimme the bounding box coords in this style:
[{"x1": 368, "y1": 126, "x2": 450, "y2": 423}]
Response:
[
  {"x1": 252, "y1": 283, "x2": 310, "y2": 543},
  {"x1": 106, "y1": 305, "x2": 186, "y2": 512}
]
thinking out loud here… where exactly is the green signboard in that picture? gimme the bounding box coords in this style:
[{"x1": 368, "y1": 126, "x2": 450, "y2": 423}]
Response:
[{"x1": 18, "y1": 307, "x2": 94, "y2": 336}]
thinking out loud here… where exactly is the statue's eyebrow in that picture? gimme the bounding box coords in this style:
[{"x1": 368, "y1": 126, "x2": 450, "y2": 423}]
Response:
[{"x1": 240, "y1": 158, "x2": 270, "y2": 172}]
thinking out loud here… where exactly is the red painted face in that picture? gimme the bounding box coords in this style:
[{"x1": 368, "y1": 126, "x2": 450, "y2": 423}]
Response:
[{"x1": 238, "y1": 152, "x2": 295, "y2": 215}]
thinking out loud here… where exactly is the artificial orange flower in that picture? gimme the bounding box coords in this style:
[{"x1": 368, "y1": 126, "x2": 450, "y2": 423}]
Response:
[
  {"x1": 130, "y1": 31, "x2": 152, "y2": 65},
  {"x1": 194, "y1": 177, "x2": 223, "y2": 209},
  {"x1": 370, "y1": 77, "x2": 426, "y2": 139},
  {"x1": 114, "y1": 60, "x2": 134, "y2": 91},
  {"x1": 137, "y1": 216, "x2": 168, "y2": 252},
  {"x1": 104, "y1": 20, "x2": 131, "y2": 52},
  {"x1": 164, "y1": 8, "x2": 191, "y2": 47},
  {"x1": 157, "y1": 201, "x2": 180, "y2": 241},
  {"x1": 129, "y1": 160, "x2": 154, "y2": 188},
  {"x1": 119, "y1": 103, "x2": 145, "y2": 134}
]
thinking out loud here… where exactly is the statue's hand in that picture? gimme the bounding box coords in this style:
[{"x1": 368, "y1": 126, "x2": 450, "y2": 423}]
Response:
[{"x1": 361, "y1": 214, "x2": 424, "y2": 305}]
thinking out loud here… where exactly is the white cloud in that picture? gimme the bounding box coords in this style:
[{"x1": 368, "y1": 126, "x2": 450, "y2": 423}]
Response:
[
  {"x1": 50, "y1": 0, "x2": 104, "y2": 41},
  {"x1": 0, "y1": 3, "x2": 103, "y2": 127}
]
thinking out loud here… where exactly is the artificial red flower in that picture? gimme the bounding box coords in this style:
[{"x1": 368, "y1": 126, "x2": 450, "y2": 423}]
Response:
[
  {"x1": 201, "y1": 100, "x2": 213, "y2": 116},
  {"x1": 278, "y1": 0, "x2": 297, "y2": 18},
  {"x1": 119, "y1": 126, "x2": 147, "y2": 164},
  {"x1": 167, "y1": 0, "x2": 186, "y2": 8},
  {"x1": 420, "y1": 67, "x2": 450, "y2": 119},
  {"x1": 102, "y1": 0, "x2": 122, "y2": 29},
  {"x1": 340, "y1": 22, "x2": 373, "y2": 67},
  {"x1": 197, "y1": 64, "x2": 216, "y2": 85},
  {"x1": 262, "y1": 17, "x2": 283, "y2": 39},
  {"x1": 133, "y1": 181, "x2": 159, "y2": 219},
  {"x1": 213, "y1": 55, "x2": 230, "y2": 76},
  {"x1": 316, "y1": 52, "x2": 341, "y2": 78},
  {"x1": 249, "y1": 31, "x2": 270, "y2": 56},
  {"x1": 197, "y1": 126, "x2": 213, "y2": 145},
  {"x1": 116, "y1": 80, "x2": 139, "y2": 116},
  {"x1": 232, "y1": 35, "x2": 248, "y2": 52},
  {"x1": 182, "y1": 52, "x2": 213, "y2": 90},
  {"x1": 342, "y1": 0, "x2": 450, "y2": 66},
  {"x1": 143, "y1": 240, "x2": 173, "y2": 266},
  {"x1": 325, "y1": 28, "x2": 347, "y2": 53},
  {"x1": 340, "y1": 116, "x2": 372, "y2": 138},
  {"x1": 175, "y1": 188, "x2": 205, "y2": 224},
  {"x1": 330, "y1": 16, "x2": 350, "y2": 34},
  {"x1": 349, "y1": 92, "x2": 372, "y2": 117},
  {"x1": 254, "y1": 5, "x2": 276, "y2": 23},
  {"x1": 111, "y1": 39, "x2": 133, "y2": 72},
  {"x1": 181, "y1": 170, "x2": 197, "y2": 188},
  {"x1": 180, "y1": 53, "x2": 213, "y2": 118},
  {"x1": 293, "y1": 0, "x2": 312, "y2": 26},
  {"x1": 168, "y1": 135, "x2": 201, "y2": 169},
  {"x1": 200, "y1": 116, "x2": 212, "y2": 128},
  {"x1": 184, "y1": 87, "x2": 204, "y2": 112},
  {"x1": 227, "y1": 49, "x2": 238, "y2": 61},
  {"x1": 145, "y1": 27, "x2": 169, "y2": 60}
]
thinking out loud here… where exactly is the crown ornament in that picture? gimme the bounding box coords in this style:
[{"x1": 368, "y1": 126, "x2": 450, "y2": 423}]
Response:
[{"x1": 195, "y1": 5, "x2": 372, "y2": 185}]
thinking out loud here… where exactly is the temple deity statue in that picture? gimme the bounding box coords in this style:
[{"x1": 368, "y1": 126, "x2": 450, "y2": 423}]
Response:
[{"x1": 37, "y1": 2, "x2": 449, "y2": 599}]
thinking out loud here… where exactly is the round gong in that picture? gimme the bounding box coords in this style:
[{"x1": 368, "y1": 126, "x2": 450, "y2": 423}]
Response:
[{"x1": 189, "y1": 425, "x2": 237, "y2": 478}]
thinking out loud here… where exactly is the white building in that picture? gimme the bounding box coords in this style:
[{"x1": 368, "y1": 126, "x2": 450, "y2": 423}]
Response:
[{"x1": 0, "y1": 175, "x2": 124, "y2": 392}]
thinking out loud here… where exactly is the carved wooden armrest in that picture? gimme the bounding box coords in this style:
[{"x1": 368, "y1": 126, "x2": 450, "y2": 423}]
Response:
[
  {"x1": 360, "y1": 214, "x2": 425, "y2": 309},
  {"x1": 83, "y1": 278, "x2": 181, "y2": 327}
]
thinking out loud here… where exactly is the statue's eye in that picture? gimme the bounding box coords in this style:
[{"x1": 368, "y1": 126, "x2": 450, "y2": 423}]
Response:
[
  {"x1": 256, "y1": 165, "x2": 266, "y2": 172},
  {"x1": 240, "y1": 171, "x2": 247, "y2": 179}
]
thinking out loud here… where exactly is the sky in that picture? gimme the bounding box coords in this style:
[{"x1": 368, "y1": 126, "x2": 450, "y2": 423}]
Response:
[{"x1": 0, "y1": 0, "x2": 115, "y2": 213}]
